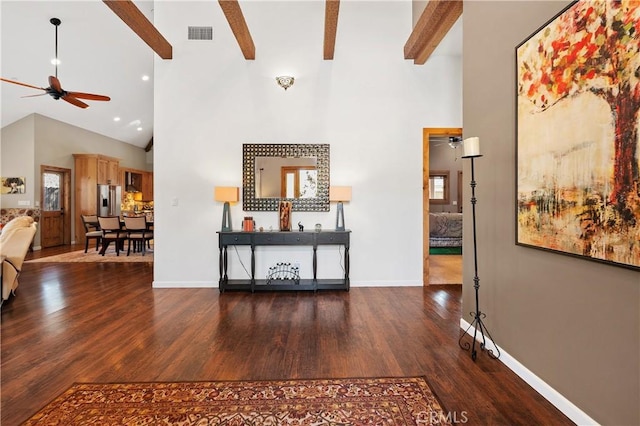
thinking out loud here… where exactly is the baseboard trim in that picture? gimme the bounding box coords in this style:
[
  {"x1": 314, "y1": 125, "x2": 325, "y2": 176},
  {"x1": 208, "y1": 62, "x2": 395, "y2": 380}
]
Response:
[
  {"x1": 459, "y1": 319, "x2": 599, "y2": 426},
  {"x1": 152, "y1": 281, "x2": 215, "y2": 288}
]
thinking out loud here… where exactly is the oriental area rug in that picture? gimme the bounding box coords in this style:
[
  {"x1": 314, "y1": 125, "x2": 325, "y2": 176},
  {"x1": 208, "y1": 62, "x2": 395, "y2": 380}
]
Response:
[
  {"x1": 25, "y1": 248, "x2": 153, "y2": 263},
  {"x1": 23, "y1": 377, "x2": 452, "y2": 425}
]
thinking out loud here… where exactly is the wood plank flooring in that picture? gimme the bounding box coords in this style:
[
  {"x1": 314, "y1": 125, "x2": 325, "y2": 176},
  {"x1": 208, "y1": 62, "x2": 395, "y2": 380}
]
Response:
[
  {"x1": 1, "y1": 245, "x2": 573, "y2": 425},
  {"x1": 429, "y1": 255, "x2": 462, "y2": 284}
]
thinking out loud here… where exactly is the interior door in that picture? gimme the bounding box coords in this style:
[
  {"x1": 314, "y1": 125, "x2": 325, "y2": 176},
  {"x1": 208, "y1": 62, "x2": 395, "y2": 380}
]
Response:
[
  {"x1": 423, "y1": 127, "x2": 462, "y2": 285},
  {"x1": 41, "y1": 167, "x2": 71, "y2": 248}
]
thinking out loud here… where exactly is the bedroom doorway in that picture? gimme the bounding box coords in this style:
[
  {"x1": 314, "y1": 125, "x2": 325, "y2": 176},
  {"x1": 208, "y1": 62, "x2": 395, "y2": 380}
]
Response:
[{"x1": 423, "y1": 127, "x2": 463, "y2": 285}]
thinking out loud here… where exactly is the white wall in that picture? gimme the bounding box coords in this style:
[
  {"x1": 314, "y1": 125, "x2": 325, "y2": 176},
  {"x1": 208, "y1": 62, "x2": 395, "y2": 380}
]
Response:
[
  {"x1": 153, "y1": 1, "x2": 462, "y2": 287},
  {"x1": 1, "y1": 115, "x2": 35, "y2": 209}
]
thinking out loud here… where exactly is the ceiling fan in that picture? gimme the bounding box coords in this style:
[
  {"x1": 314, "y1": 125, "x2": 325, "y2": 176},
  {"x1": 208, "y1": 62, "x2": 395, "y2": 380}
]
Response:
[
  {"x1": 431, "y1": 135, "x2": 464, "y2": 160},
  {"x1": 0, "y1": 17, "x2": 110, "y2": 109}
]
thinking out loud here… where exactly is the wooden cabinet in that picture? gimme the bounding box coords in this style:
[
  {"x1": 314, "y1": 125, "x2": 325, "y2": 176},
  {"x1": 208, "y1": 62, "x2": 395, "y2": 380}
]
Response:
[
  {"x1": 95, "y1": 156, "x2": 119, "y2": 185},
  {"x1": 142, "y1": 171, "x2": 153, "y2": 201},
  {"x1": 73, "y1": 154, "x2": 120, "y2": 244},
  {"x1": 121, "y1": 167, "x2": 153, "y2": 201}
]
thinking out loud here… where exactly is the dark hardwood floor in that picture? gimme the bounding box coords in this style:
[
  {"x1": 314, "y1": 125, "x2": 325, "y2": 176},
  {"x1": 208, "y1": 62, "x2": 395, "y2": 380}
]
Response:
[{"x1": 1, "y1": 244, "x2": 573, "y2": 425}]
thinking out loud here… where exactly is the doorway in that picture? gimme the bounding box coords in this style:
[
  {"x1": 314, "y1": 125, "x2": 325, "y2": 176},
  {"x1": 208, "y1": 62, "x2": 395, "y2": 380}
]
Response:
[
  {"x1": 422, "y1": 127, "x2": 462, "y2": 285},
  {"x1": 40, "y1": 165, "x2": 71, "y2": 248}
]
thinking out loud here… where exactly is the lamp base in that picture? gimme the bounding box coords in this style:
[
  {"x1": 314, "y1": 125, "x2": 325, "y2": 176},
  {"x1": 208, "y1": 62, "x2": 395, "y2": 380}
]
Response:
[
  {"x1": 335, "y1": 202, "x2": 345, "y2": 231},
  {"x1": 221, "y1": 202, "x2": 232, "y2": 232}
]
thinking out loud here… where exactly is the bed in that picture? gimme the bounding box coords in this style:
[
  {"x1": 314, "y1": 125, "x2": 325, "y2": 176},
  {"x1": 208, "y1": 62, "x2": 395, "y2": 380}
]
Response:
[{"x1": 429, "y1": 212, "x2": 462, "y2": 248}]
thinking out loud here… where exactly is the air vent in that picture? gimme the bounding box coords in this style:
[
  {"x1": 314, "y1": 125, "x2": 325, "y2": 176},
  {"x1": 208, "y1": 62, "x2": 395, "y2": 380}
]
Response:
[{"x1": 188, "y1": 26, "x2": 213, "y2": 40}]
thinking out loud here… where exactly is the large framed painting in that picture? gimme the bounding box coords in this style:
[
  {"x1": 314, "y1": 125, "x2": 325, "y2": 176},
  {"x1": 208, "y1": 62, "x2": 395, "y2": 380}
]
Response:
[{"x1": 516, "y1": 0, "x2": 640, "y2": 270}]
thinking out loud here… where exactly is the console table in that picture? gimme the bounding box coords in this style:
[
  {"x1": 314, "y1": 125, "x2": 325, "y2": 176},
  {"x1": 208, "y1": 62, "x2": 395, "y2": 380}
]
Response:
[{"x1": 217, "y1": 230, "x2": 351, "y2": 292}]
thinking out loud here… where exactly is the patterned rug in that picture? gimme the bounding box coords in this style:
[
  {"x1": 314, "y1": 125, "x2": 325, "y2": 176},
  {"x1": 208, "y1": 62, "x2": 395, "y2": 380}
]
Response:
[
  {"x1": 23, "y1": 377, "x2": 451, "y2": 425},
  {"x1": 26, "y1": 248, "x2": 153, "y2": 263}
]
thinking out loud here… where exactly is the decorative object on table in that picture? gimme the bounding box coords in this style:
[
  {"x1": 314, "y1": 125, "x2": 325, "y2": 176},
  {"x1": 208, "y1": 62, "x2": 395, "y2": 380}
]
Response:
[
  {"x1": 279, "y1": 201, "x2": 292, "y2": 231},
  {"x1": 458, "y1": 137, "x2": 500, "y2": 361},
  {"x1": 266, "y1": 262, "x2": 300, "y2": 285},
  {"x1": 243, "y1": 216, "x2": 254, "y2": 232},
  {"x1": 329, "y1": 186, "x2": 352, "y2": 231},
  {"x1": 1, "y1": 177, "x2": 26, "y2": 194},
  {"x1": 214, "y1": 186, "x2": 239, "y2": 232},
  {"x1": 276, "y1": 75, "x2": 294, "y2": 90},
  {"x1": 298, "y1": 221, "x2": 304, "y2": 232},
  {"x1": 516, "y1": 0, "x2": 640, "y2": 270},
  {"x1": 259, "y1": 226, "x2": 264, "y2": 232},
  {"x1": 315, "y1": 223, "x2": 322, "y2": 232}
]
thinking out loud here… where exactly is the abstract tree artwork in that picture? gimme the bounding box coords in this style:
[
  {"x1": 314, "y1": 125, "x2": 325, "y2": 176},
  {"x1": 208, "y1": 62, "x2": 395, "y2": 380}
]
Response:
[{"x1": 516, "y1": 0, "x2": 640, "y2": 270}]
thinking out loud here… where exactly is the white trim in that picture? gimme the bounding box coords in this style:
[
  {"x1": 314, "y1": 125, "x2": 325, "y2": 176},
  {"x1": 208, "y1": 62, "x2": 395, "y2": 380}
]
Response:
[
  {"x1": 460, "y1": 319, "x2": 599, "y2": 426},
  {"x1": 152, "y1": 281, "x2": 216, "y2": 288},
  {"x1": 350, "y1": 280, "x2": 422, "y2": 287}
]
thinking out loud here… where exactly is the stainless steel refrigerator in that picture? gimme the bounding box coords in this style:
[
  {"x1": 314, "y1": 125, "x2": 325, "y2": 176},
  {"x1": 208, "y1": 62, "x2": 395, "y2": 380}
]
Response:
[{"x1": 97, "y1": 184, "x2": 121, "y2": 217}]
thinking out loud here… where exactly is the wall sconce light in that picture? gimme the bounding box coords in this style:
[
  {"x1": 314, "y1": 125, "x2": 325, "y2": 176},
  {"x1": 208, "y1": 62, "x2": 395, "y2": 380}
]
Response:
[
  {"x1": 214, "y1": 186, "x2": 239, "y2": 232},
  {"x1": 329, "y1": 186, "x2": 352, "y2": 231},
  {"x1": 276, "y1": 76, "x2": 295, "y2": 90}
]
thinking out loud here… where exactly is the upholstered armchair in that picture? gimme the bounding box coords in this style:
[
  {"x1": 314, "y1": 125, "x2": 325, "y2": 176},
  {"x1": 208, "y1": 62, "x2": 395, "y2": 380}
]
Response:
[{"x1": 0, "y1": 216, "x2": 38, "y2": 304}]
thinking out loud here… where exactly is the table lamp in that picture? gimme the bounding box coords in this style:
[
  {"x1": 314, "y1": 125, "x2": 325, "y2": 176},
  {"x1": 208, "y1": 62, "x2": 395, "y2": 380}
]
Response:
[
  {"x1": 215, "y1": 186, "x2": 239, "y2": 232},
  {"x1": 329, "y1": 186, "x2": 352, "y2": 231}
]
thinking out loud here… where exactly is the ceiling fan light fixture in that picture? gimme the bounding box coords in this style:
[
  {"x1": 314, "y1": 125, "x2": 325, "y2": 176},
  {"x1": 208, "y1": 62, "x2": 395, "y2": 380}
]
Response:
[{"x1": 448, "y1": 136, "x2": 463, "y2": 149}]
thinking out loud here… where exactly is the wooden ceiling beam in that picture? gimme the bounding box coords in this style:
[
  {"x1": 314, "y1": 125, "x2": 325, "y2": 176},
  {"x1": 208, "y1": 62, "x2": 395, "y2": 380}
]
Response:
[
  {"x1": 144, "y1": 137, "x2": 153, "y2": 153},
  {"x1": 103, "y1": 0, "x2": 172, "y2": 59},
  {"x1": 324, "y1": 0, "x2": 340, "y2": 60},
  {"x1": 218, "y1": 0, "x2": 256, "y2": 60},
  {"x1": 404, "y1": 0, "x2": 462, "y2": 65}
]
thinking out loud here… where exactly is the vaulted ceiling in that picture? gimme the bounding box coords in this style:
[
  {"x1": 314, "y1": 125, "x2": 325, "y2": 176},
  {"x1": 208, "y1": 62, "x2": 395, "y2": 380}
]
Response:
[{"x1": 0, "y1": 0, "x2": 461, "y2": 149}]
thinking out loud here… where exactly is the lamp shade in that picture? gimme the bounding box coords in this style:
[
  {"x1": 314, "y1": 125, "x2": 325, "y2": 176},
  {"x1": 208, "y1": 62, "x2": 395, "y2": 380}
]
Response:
[
  {"x1": 329, "y1": 186, "x2": 352, "y2": 202},
  {"x1": 214, "y1": 186, "x2": 239, "y2": 202},
  {"x1": 463, "y1": 137, "x2": 481, "y2": 157}
]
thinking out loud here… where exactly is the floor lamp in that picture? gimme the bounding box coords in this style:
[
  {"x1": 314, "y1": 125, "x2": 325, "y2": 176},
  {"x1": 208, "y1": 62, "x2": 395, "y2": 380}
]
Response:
[
  {"x1": 329, "y1": 186, "x2": 351, "y2": 231},
  {"x1": 215, "y1": 186, "x2": 239, "y2": 232},
  {"x1": 458, "y1": 137, "x2": 500, "y2": 361}
]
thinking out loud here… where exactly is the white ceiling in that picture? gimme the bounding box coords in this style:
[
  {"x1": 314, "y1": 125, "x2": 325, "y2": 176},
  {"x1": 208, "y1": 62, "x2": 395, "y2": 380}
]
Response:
[{"x1": 1, "y1": 1, "x2": 461, "y2": 149}]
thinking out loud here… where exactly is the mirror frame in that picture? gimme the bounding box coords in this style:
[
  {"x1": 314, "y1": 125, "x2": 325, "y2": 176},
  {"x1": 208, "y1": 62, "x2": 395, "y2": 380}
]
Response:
[{"x1": 243, "y1": 143, "x2": 330, "y2": 211}]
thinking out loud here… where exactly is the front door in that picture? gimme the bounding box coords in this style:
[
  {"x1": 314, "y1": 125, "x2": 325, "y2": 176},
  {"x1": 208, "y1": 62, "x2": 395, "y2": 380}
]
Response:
[{"x1": 41, "y1": 166, "x2": 71, "y2": 248}]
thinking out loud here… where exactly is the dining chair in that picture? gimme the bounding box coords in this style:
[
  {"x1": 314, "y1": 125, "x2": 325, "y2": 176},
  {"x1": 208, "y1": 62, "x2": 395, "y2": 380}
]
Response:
[
  {"x1": 97, "y1": 216, "x2": 125, "y2": 256},
  {"x1": 123, "y1": 216, "x2": 153, "y2": 256},
  {"x1": 81, "y1": 214, "x2": 102, "y2": 253}
]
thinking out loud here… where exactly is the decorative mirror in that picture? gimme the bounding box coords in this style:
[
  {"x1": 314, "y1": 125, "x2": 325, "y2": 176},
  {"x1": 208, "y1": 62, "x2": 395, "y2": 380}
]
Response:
[{"x1": 243, "y1": 144, "x2": 330, "y2": 211}]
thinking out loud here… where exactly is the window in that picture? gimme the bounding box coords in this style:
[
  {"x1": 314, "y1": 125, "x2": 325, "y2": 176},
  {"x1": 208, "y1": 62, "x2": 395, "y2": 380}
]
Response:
[
  {"x1": 429, "y1": 170, "x2": 450, "y2": 204},
  {"x1": 281, "y1": 166, "x2": 318, "y2": 199}
]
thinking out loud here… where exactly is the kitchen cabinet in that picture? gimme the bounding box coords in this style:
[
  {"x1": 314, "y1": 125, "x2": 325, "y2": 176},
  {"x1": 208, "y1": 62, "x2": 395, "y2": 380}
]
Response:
[
  {"x1": 120, "y1": 167, "x2": 153, "y2": 201},
  {"x1": 73, "y1": 154, "x2": 120, "y2": 243}
]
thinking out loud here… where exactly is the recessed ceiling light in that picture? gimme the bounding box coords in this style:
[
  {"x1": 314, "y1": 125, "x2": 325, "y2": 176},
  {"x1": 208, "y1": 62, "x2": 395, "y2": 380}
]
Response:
[
  {"x1": 137, "y1": 127, "x2": 143, "y2": 131},
  {"x1": 50, "y1": 58, "x2": 61, "y2": 65},
  {"x1": 142, "y1": 75, "x2": 150, "y2": 81},
  {"x1": 113, "y1": 117, "x2": 121, "y2": 122}
]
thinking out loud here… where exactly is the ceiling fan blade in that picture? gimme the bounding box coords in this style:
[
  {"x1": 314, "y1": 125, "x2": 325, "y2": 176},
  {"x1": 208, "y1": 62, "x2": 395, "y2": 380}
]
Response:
[
  {"x1": 48, "y1": 75, "x2": 63, "y2": 93},
  {"x1": 61, "y1": 94, "x2": 89, "y2": 109},
  {"x1": 0, "y1": 77, "x2": 46, "y2": 91},
  {"x1": 67, "y1": 91, "x2": 111, "y2": 101},
  {"x1": 21, "y1": 93, "x2": 49, "y2": 98}
]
